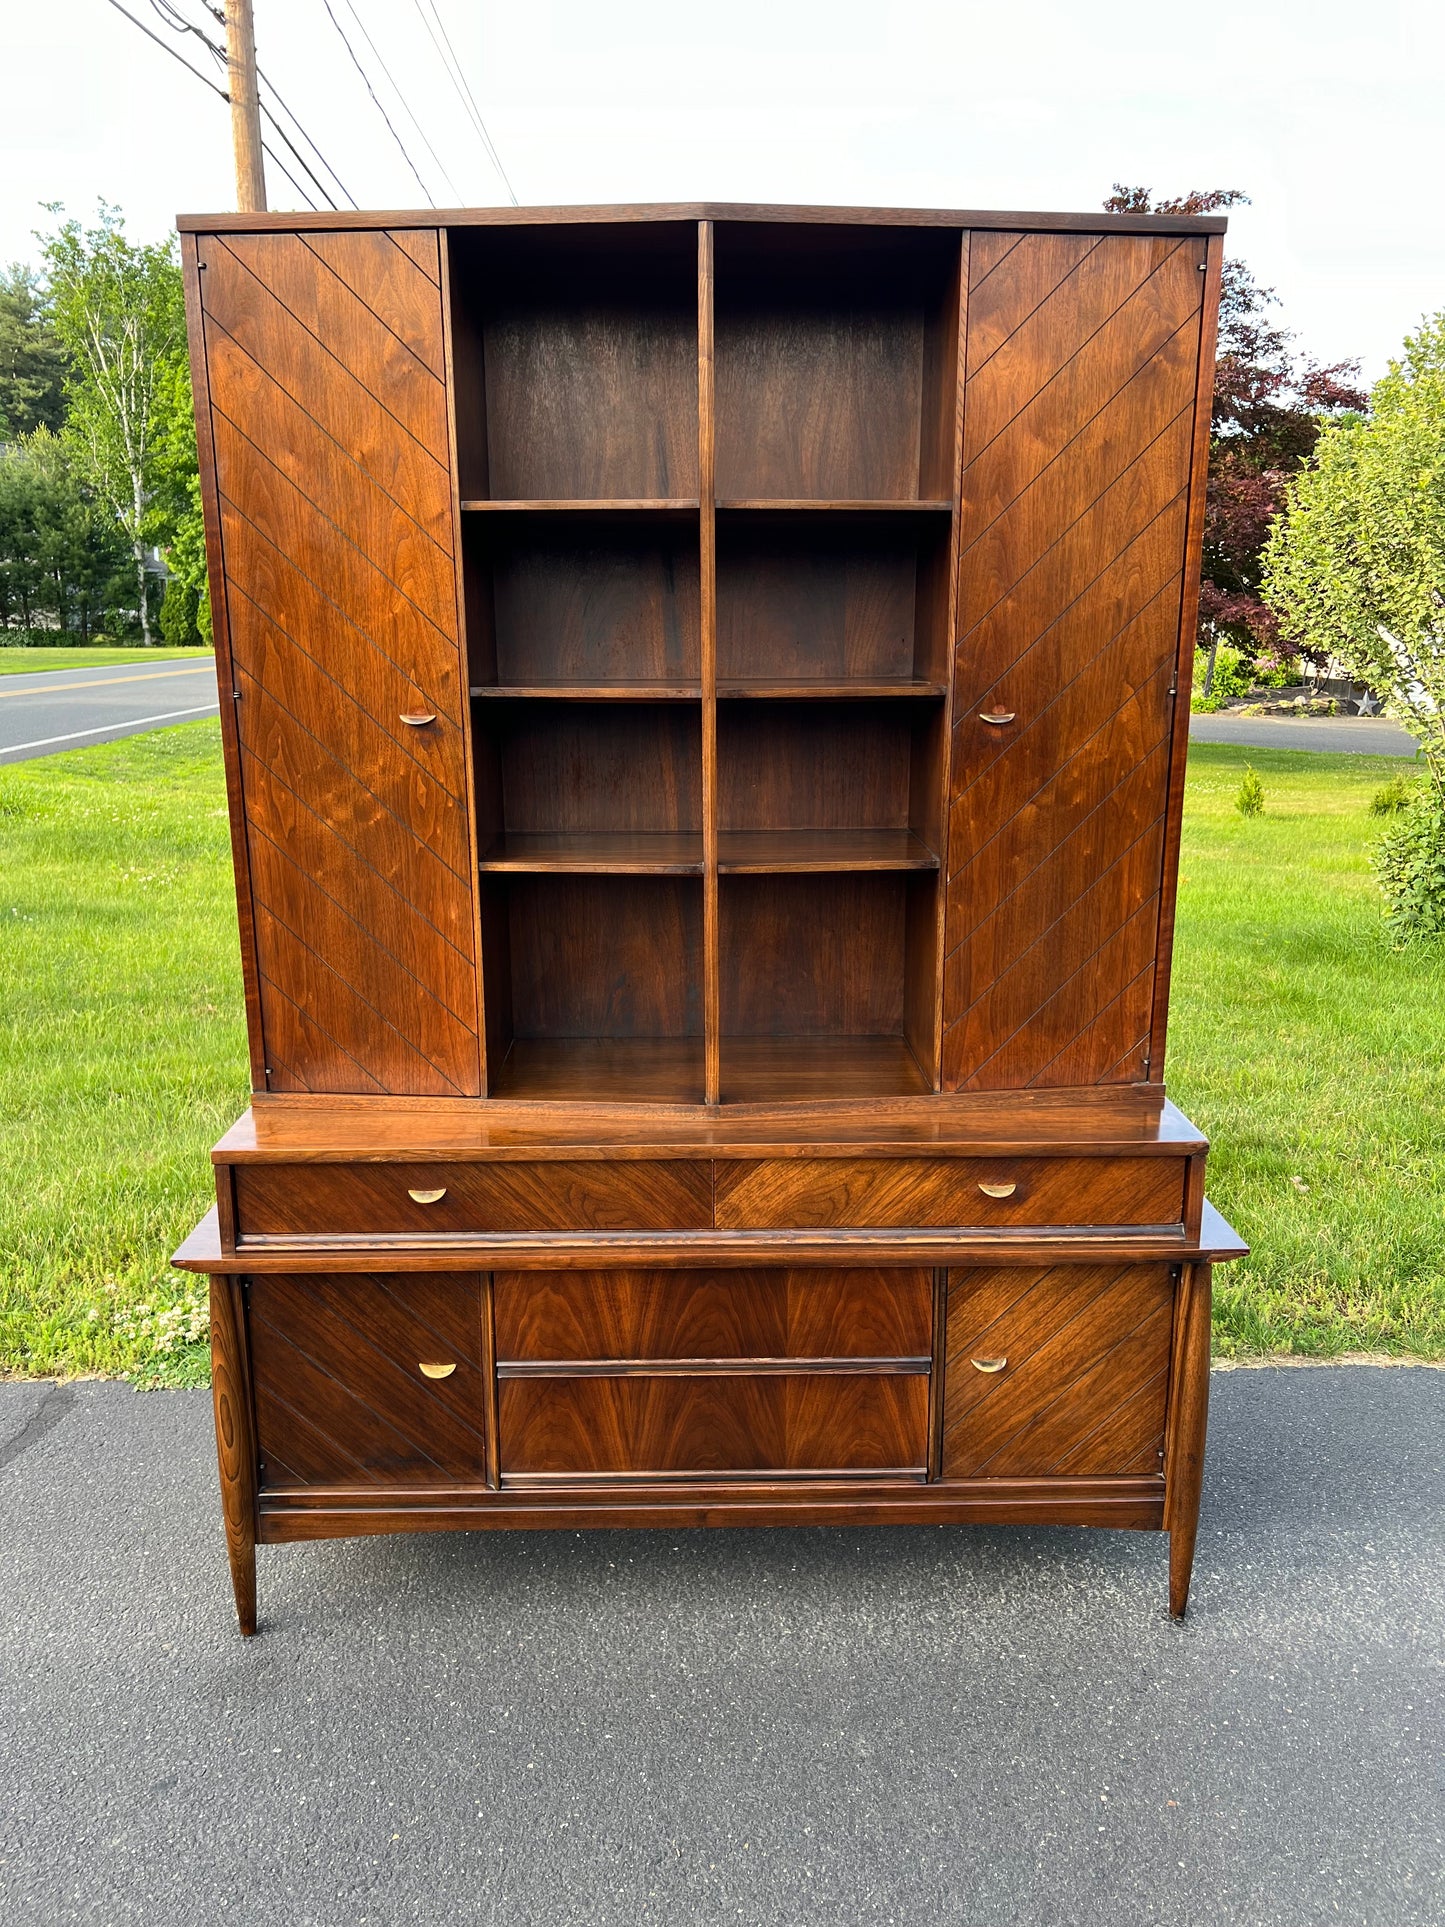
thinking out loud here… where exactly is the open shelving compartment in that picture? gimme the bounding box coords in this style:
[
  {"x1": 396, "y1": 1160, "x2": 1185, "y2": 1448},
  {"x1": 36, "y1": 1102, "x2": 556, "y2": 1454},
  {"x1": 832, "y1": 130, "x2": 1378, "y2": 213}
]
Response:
[{"x1": 448, "y1": 218, "x2": 964, "y2": 1104}]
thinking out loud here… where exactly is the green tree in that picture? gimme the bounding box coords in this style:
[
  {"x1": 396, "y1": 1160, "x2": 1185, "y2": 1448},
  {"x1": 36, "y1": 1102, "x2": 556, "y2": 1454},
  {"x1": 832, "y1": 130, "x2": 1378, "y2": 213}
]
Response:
[
  {"x1": 1263, "y1": 314, "x2": 1445, "y2": 786},
  {"x1": 1265, "y1": 313, "x2": 1445, "y2": 942},
  {"x1": 0, "y1": 264, "x2": 66, "y2": 439},
  {"x1": 0, "y1": 429, "x2": 132, "y2": 638},
  {"x1": 38, "y1": 205, "x2": 192, "y2": 645}
]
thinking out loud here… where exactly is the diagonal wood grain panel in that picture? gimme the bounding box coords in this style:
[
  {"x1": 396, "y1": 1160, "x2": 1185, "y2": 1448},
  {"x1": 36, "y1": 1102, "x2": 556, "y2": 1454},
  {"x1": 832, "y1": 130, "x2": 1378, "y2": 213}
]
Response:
[
  {"x1": 249, "y1": 1274, "x2": 487, "y2": 1487},
  {"x1": 199, "y1": 228, "x2": 481, "y2": 1095},
  {"x1": 944, "y1": 232, "x2": 1205, "y2": 1090},
  {"x1": 942, "y1": 1263, "x2": 1174, "y2": 1479}
]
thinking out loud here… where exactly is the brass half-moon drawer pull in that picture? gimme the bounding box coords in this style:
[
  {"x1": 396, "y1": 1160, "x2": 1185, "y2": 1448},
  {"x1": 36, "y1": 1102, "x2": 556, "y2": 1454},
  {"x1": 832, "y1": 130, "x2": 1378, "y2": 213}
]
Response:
[
  {"x1": 399, "y1": 711, "x2": 437, "y2": 727},
  {"x1": 979, "y1": 711, "x2": 1016, "y2": 726},
  {"x1": 978, "y1": 1181, "x2": 1017, "y2": 1199},
  {"x1": 970, "y1": 1357, "x2": 1008, "y2": 1374},
  {"x1": 407, "y1": 1186, "x2": 447, "y2": 1204},
  {"x1": 418, "y1": 1361, "x2": 457, "y2": 1380}
]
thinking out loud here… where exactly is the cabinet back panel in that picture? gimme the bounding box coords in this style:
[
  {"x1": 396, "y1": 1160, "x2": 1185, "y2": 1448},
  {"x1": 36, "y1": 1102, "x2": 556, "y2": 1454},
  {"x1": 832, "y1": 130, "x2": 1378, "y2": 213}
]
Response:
[
  {"x1": 720, "y1": 873, "x2": 907, "y2": 1038},
  {"x1": 486, "y1": 703, "x2": 702, "y2": 835},
  {"x1": 716, "y1": 518, "x2": 936, "y2": 682},
  {"x1": 454, "y1": 224, "x2": 700, "y2": 501},
  {"x1": 504, "y1": 875, "x2": 704, "y2": 1038},
  {"x1": 943, "y1": 232, "x2": 1204, "y2": 1090},
  {"x1": 715, "y1": 225, "x2": 959, "y2": 503},
  {"x1": 719, "y1": 704, "x2": 913, "y2": 832},
  {"x1": 473, "y1": 519, "x2": 700, "y2": 683},
  {"x1": 196, "y1": 227, "x2": 480, "y2": 1096}
]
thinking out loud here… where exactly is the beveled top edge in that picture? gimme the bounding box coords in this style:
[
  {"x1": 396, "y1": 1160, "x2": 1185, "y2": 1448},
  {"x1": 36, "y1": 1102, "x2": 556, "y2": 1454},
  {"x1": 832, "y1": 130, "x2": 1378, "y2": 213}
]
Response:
[
  {"x1": 176, "y1": 200, "x2": 1228, "y2": 237},
  {"x1": 211, "y1": 1091, "x2": 1208, "y2": 1162}
]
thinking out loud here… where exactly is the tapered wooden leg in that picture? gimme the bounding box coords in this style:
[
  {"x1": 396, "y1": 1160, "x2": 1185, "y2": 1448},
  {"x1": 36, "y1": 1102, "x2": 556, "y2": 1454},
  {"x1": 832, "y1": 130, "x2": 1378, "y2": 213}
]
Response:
[
  {"x1": 1165, "y1": 1262, "x2": 1212, "y2": 1618},
  {"x1": 209, "y1": 1277, "x2": 258, "y2": 1636}
]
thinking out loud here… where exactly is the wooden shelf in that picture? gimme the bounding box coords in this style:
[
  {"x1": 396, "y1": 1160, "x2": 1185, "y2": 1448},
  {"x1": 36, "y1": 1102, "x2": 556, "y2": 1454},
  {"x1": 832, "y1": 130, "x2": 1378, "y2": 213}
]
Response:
[
  {"x1": 718, "y1": 829, "x2": 938, "y2": 873},
  {"x1": 720, "y1": 1036, "x2": 932, "y2": 1103},
  {"x1": 490, "y1": 1037, "x2": 705, "y2": 1104},
  {"x1": 718, "y1": 679, "x2": 945, "y2": 701},
  {"x1": 479, "y1": 832, "x2": 704, "y2": 875},
  {"x1": 462, "y1": 499, "x2": 699, "y2": 514},
  {"x1": 716, "y1": 500, "x2": 953, "y2": 514},
  {"x1": 472, "y1": 683, "x2": 701, "y2": 702}
]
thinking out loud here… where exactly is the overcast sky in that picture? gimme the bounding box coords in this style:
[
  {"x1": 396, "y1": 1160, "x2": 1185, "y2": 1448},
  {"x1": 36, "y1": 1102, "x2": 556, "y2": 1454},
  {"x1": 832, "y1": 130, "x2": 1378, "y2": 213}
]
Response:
[{"x1": 4, "y1": 0, "x2": 1440, "y2": 381}]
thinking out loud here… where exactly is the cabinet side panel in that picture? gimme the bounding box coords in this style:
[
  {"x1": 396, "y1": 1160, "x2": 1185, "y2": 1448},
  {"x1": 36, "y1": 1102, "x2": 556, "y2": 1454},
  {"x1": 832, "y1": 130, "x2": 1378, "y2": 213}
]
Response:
[
  {"x1": 195, "y1": 228, "x2": 481, "y2": 1095},
  {"x1": 943, "y1": 233, "x2": 1206, "y2": 1090}
]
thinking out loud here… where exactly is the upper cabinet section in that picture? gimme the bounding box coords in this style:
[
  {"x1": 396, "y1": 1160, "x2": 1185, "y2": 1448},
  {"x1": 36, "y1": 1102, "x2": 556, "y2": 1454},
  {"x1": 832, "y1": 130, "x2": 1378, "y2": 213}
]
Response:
[
  {"x1": 449, "y1": 222, "x2": 700, "y2": 505},
  {"x1": 714, "y1": 224, "x2": 961, "y2": 507}
]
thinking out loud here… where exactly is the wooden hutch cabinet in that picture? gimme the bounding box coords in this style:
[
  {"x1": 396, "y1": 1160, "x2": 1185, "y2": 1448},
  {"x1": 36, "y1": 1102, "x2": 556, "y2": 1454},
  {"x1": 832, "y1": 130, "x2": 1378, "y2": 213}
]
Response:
[{"x1": 172, "y1": 202, "x2": 1245, "y2": 1635}]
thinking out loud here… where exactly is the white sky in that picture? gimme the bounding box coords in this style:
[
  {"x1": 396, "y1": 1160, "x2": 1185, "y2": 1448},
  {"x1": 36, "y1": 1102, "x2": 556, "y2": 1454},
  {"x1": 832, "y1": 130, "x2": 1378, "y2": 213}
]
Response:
[{"x1": 3, "y1": 0, "x2": 1441, "y2": 381}]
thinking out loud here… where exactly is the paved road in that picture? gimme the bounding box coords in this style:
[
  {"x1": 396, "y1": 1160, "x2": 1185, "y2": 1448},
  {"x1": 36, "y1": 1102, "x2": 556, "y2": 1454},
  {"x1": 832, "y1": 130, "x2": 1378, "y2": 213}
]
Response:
[
  {"x1": 1190, "y1": 712, "x2": 1418, "y2": 756},
  {"x1": 1, "y1": 1366, "x2": 1439, "y2": 1926},
  {"x1": 0, "y1": 658, "x2": 220, "y2": 765}
]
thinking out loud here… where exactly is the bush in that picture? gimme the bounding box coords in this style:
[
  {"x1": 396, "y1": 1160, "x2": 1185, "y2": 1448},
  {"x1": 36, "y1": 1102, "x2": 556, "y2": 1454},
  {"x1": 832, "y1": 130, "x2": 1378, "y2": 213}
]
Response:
[
  {"x1": 1235, "y1": 766, "x2": 1265, "y2": 816},
  {"x1": 1372, "y1": 788, "x2": 1445, "y2": 942},
  {"x1": 1194, "y1": 643, "x2": 1253, "y2": 702},
  {"x1": 158, "y1": 576, "x2": 201, "y2": 648},
  {"x1": 1370, "y1": 773, "x2": 1421, "y2": 816}
]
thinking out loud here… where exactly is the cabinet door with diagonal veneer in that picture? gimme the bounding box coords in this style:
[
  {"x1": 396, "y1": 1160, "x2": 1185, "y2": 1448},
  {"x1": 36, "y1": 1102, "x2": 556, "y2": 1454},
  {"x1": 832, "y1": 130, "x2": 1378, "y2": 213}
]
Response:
[
  {"x1": 942, "y1": 1263, "x2": 1175, "y2": 1480},
  {"x1": 193, "y1": 227, "x2": 481, "y2": 1095},
  {"x1": 248, "y1": 1273, "x2": 488, "y2": 1488},
  {"x1": 944, "y1": 232, "x2": 1208, "y2": 1089}
]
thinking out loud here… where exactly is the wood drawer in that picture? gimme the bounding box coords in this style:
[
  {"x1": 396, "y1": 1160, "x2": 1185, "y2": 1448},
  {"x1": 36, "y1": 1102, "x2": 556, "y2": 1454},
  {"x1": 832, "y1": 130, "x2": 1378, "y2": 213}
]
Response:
[
  {"x1": 713, "y1": 1156, "x2": 1184, "y2": 1229},
  {"x1": 499, "y1": 1372, "x2": 929, "y2": 1477},
  {"x1": 233, "y1": 1159, "x2": 713, "y2": 1235},
  {"x1": 942, "y1": 1263, "x2": 1175, "y2": 1480},
  {"x1": 494, "y1": 1267, "x2": 933, "y2": 1364},
  {"x1": 247, "y1": 1273, "x2": 487, "y2": 1488}
]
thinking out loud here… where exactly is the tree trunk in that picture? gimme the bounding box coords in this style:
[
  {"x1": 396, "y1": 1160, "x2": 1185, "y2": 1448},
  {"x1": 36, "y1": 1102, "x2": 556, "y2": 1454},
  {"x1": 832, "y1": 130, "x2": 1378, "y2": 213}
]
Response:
[
  {"x1": 1203, "y1": 629, "x2": 1220, "y2": 696},
  {"x1": 133, "y1": 539, "x2": 151, "y2": 646}
]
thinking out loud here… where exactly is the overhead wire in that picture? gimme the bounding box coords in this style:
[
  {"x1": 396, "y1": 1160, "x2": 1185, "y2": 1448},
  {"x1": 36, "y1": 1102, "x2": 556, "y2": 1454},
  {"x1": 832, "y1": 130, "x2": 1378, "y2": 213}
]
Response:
[
  {"x1": 335, "y1": 0, "x2": 466, "y2": 206},
  {"x1": 319, "y1": 0, "x2": 438, "y2": 204},
  {"x1": 153, "y1": 0, "x2": 351, "y2": 210},
  {"x1": 411, "y1": 0, "x2": 518, "y2": 204},
  {"x1": 105, "y1": 0, "x2": 319, "y2": 206}
]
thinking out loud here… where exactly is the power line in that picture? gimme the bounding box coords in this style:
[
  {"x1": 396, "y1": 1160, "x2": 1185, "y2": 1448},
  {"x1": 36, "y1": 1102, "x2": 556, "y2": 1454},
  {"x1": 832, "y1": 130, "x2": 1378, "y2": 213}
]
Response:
[
  {"x1": 411, "y1": 0, "x2": 518, "y2": 205},
  {"x1": 104, "y1": 0, "x2": 321, "y2": 209},
  {"x1": 191, "y1": 2, "x2": 359, "y2": 209},
  {"x1": 319, "y1": 0, "x2": 438, "y2": 204},
  {"x1": 103, "y1": 0, "x2": 228, "y2": 102},
  {"x1": 337, "y1": 0, "x2": 465, "y2": 206},
  {"x1": 153, "y1": 0, "x2": 351, "y2": 211}
]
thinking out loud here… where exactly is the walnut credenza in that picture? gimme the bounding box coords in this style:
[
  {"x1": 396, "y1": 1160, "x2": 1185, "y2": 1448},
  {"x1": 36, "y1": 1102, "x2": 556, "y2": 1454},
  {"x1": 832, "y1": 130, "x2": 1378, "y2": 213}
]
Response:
[{"x1": 172, "y1": 200, "x2": 1243, "y2": 1633}]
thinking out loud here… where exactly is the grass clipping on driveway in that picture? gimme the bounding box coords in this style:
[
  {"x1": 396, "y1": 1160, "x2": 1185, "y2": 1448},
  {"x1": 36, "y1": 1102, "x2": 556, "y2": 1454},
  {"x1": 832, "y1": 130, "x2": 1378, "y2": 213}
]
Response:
[{"x1": 0, "y1": 725, "x2": 1441, "y2": 1381}]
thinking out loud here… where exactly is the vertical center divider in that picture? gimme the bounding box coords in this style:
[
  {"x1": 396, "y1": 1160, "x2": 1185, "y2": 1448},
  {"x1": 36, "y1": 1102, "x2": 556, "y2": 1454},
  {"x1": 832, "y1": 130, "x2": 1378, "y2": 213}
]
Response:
[
  {"x1": 933, "y1": 232, "x2": 970, "y2": 1088},
  {"x1": 699, "y1": 221, "x2": 721, "y2": 1105}
]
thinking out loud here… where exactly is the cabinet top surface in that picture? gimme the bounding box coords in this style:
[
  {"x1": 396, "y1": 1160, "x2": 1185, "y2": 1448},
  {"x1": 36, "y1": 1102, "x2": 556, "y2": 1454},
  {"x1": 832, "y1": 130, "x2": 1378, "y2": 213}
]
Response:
[
  {"x1": 176, "y1": 199, "x2": 1228, "y2": 236},
  {"x1": 213, "y1": 1090, "x2": 1208, "y2": 1163}
]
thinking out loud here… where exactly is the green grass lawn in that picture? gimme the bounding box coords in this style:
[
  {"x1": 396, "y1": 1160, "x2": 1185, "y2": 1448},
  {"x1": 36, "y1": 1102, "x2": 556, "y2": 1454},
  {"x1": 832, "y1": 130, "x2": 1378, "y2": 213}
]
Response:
[
  {"x1": 0, "y1": 725, "x2": 1441, "y2": 1382},
  {"x1": 0, "y1": 646, "x2": 212, "y2": 674},
  {"x1": 0, "y1": 722, "x2": 246, "y2": 1385},
  {"x1": 1171, "y1": 744, "x2": 1443, "y2": 1357}
]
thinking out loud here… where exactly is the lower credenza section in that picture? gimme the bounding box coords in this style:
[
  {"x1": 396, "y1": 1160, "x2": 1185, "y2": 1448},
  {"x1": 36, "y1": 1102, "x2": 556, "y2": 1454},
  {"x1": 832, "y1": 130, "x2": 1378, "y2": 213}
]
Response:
[
  {"x1": 207, "y1": 1257, "x2": 1215, "y2": 1633},
  {"x1": 236, "y1": 1260, "x2": 1184, "y2": 1489}
]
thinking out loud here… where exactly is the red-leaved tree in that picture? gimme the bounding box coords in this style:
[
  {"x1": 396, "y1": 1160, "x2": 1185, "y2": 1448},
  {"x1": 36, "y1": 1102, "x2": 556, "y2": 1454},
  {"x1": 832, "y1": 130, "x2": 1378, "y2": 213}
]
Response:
[{"x1": 1105, "y1": 187, "x2": 1367, "y2": 680}]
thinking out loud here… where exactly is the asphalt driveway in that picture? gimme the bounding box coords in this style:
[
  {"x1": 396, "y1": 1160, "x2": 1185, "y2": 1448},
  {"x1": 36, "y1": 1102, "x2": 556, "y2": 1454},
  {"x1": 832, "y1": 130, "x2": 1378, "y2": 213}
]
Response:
[
  {"x1": 0, "y1": 1365, "x2": 1440, "y2": 1926},
  {"x1": 0, "y1": 658, "x2": 220, "y2": 764}
]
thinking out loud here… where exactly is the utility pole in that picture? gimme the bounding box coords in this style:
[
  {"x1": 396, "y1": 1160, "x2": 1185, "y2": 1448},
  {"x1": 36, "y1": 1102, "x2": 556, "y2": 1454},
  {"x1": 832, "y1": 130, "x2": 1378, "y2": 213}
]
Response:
[{"x1": 225, "y1": 0, "x2": 267, "y2": 212}]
